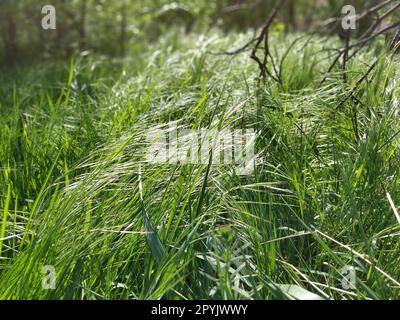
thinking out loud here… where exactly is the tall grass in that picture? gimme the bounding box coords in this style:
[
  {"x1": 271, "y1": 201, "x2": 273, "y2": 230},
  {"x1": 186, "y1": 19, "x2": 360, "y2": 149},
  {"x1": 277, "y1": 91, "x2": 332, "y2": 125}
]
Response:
[{"x1": 0, "y1": 30, "x2": 399, "y2": 299}]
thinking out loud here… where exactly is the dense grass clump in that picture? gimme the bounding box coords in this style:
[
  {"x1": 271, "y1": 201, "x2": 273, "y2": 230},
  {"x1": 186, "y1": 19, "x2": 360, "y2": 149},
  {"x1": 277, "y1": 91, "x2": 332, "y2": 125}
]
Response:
[{"x1": 0, "y1": 31, "x2": 400, "y2": 299}]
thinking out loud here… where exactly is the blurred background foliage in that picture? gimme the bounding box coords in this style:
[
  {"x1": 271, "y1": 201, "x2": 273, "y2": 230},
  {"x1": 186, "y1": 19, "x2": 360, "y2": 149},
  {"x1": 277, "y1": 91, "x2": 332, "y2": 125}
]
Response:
[{"x1": 0, "y1": 0, "x2": 397, "y2": 65}]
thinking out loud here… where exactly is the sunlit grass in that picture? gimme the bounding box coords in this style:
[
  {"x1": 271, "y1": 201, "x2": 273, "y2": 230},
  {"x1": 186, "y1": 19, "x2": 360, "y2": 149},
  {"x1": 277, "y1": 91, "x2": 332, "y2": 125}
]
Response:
[{"x1": 0, "y1": 30, "x2": 399, "y2": 299}]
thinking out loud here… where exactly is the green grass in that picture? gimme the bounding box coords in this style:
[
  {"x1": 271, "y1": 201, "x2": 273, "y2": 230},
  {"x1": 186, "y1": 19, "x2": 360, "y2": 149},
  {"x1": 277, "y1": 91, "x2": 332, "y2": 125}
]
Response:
[{"x1": 0, "y1": 30, "x2": 400, "y2": 299}]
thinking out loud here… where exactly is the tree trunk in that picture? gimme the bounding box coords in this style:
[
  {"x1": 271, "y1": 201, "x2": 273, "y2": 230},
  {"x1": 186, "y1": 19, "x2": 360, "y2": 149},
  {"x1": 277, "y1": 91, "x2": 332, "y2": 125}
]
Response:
[
  {"x1": 1, "y1": 3, "x2": 18, "y2": 64},
  {"x1": 288, "y1": 0, "x2": 297, "y2": 31},
  {"x1": 79, "y1": 1, "x2": 87, "y2": 50},
  {"x1": 119, "y1": 4, "x2": 127, "y2": 56}
]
